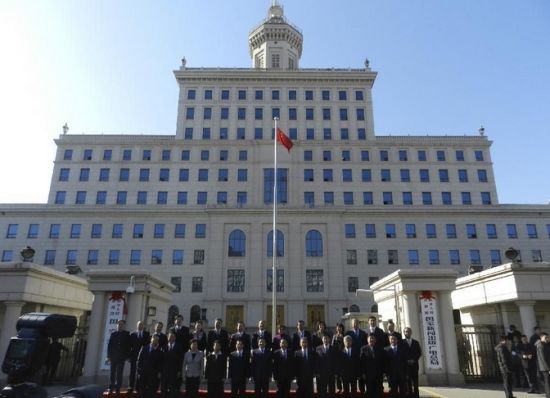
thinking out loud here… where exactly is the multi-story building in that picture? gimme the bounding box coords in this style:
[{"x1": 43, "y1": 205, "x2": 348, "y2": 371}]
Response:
[{"x1": 1, "y1": 3, "x2": 549, "y2": 330}]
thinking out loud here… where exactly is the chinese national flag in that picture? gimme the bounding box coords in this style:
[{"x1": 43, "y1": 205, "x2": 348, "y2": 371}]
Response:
[{"x1": 276, "y1": 128, "x2": 293, "y2": 152}]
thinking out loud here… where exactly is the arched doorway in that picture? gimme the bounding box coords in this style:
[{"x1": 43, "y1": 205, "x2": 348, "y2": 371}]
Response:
[
  {"x1": 167, "y1": 305, "x2": 179, "y2": 328},
  {"x1": 190, "y1": 305, "x2": 201, "y2": 324}
]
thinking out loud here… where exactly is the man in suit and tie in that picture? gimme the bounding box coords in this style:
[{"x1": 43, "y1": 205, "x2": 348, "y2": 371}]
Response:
[
  {"x1": 153, "y1": 321, "x2": 168, "y2": 349},
  {"x1": 170, "y1": 314, "x2": 190, "y2": 352},
  {"x1": 230, "y1": 321, "x2": 252, "y2": 353},
  {"x1": 205, "y1": 340, "x2": 227, "y2": 398},
  {"x1": 316, "y1": 334, "x2": 336, "y2": 398},
  {"x1": 137, "y1": 335, "x2": 164, "y2": 398},
  {"x1": 386, "y1": 320, "x2": 403, "y2": 343},
  {"x1": 384, "y1": 335, "x2": 407, "y2": 398},
  {"x1": 402, "y1": 327, "x2": 422, "y2": 398},
  {"x1": 107, "y1": 319, "x2": 131, "y2": 395},
  {"x1": 535, "y1": 333, "x2": 550, "y2": 398},
  {"x1": 341, "y1": 335, "x2": 360, "y2": 397},
  {"x1": 161, "y1": 332, "x2": 184, "y2": 398},
  {"x1": 251, "y1": 337, "x2": 273, "y2": 398},
  {"x1": 346, "y1": 318, "x2": 368, "y2": 394},
  {"x1": 273, "y1": 338, "x2": 294, "y2": 398},
  {"x1": 252, "y1": 320, "x2": 273, "y2": 351},
  {"x1": 228, "y1": 339, "x2": 250, "y2": 398},
  {"x1": 129, "y1": 321, "x2": 150, "y2": 394},
  {"x1": 360, "y1": 335, "x2": 384, "y2": 398},
  {"x1": 294, "y1": 336, "x2": 317, "y2": 398},
  {"x1": 207, "y1": 318, "x2": 230, "y2": 355},
  {"x1": 292, "y1": 320, "x2": 312, "y2": 351},
  {"x1": 366, "y1": 316, "x2": 389, "y2": 350}
]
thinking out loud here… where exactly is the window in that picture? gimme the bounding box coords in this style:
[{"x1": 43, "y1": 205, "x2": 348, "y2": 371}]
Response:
[
  {"x1": 381, "y1": 169, "x2": 391, "y2": 182},
  {"x1": 254, "y1": 128, "x2": 263, "y2": 140},
  {"x1": 361, "y1": 150, "x2": 370, "y2": 161},
  {"x1": 356, "y1": 109, "x2": 365, "y2": 121},
  {"x1": 192, "y1": 277, "x2": 203, "y2": 292},
  {"x1": 417, "y1": 150, "x2": 427, "y2": 161},
  {"x1": 388, "y1": 250, "x2": 399, "y2": 265},
  {"x1": 385, "y1": 224, "x2": 396, "y2": 238},
  {"x1": 79, "y1": 168, "x2": 90, "y2": 182},
  {"x1": 45, "y1": 250, "x2": 56, "y2": 265},
  {"x1": 481, "y1": 192, "x2": 492, "y2": 205},
  {"x1": 365, "y1": 224, "x2": 376, "y2": 238},
  {"x1": 25, "y1": 224, "x2": 39, "y2": 239},
  {"x1": 446, "y1": 224, "x2": 457, "y2": 238},
  {"x1": 322, "y1": 108, "x2": 331, "y2": 120},
  {"x1": 323, "y1": 128, "x2": 332, "y2": 140},
  {"x1": 112, "y1": 224, "x2": 123, "y2": 239},
  {"x1": 288, "y1": 108, "x2": 297, "y2": 120},
  {"x1": 532, "y1": 250, "x2": 543, "y2": 262},
  {"x1": 402, "y1": 192, "x2": 413, "y2": 205},
  {"x1": 439, "y1": 169, "x2": 449, "y2": 182},
  {"x1": 198, "y1": 169, "x2": 208, "y2": 182},
  {"x1": 342, "y1": 169, "x2": 352, "y2": 182},
  {"x1": 239, "y1": 150, "x2": 247, "y2": 161},
  {"x1": 461, "y1": 192, "x2": 472, "y2": 205},
  {"x1": 75, "y1": 191, "x2": 86, "y2": 204},
  {"x1": 83, "y1": 149, "x2": 93, "y2": 160},
  {"x1": 271, "y1": 107, "x2": 280, "y2": 119},
  {"x1": 175, "y1": 224, "x2": 186, "y2": 238},
  {"x1": 321, "y1": 90, "x2": 330, "y2": 100},
  {"x1": 1, "y1": 250, "x2": 13, "y2": 262},
  {"x1": 304, "y1": 192, "x2": 315, "y2": 206},
  {"x1": 305, "y1": 108, "x2": 314, "y2": 120},
  {"x1": 255, "y1": 89, "x2": 263, "y2": 100},
  {"x1": 217, "y1": 191, "x2": 227, "y2": 204},
  {"x1": 323, "y1": 150, "x2": 332, "y2": 161},
  {"x1": 161, "y1": 149, "x2": 171, "y2": 161},
  {"x1": 6, "y1": 224, "x2": 18, "y2": 238},
  {"x1": 379, "y1": 150, "x2": 389, "y2": 161},
  {"x1": 122, "y1": 149, "x2": 132, "y2": 160},
  {"x1": 254, "y1": 107, "x2": 263, "y2": 120},
  {"x1": 305, "y1": 230, "x2": 323, "y2": 257},
  {"x1": 361, "y1": 169, "x2": 372, "y2": 182},
  {"x1": 422, "y1": 192, "x2": 432, "y2": 205},
  {"x1": 436, "y1": 150, "x2": 446, "y2": 161},
  {"x1": 171, "y1": 277, "x2": 182, "y2": 293},
  {"x1": 181, "y1": 150, "x2": 190, "y2": 160},
  {"x1": 133, "y1": 224, "x2": 144, "y2": 238},
  {"x1": 343, "y1": 192, "x2": 354, "y2": 205},
  {"x1": 458, "y1": 169, "x2": 468, "y2": 182},
  {"x1": 419, "y1": 169, "x2": 430, "y2": 182},
  {"x1": 218, "y1": 169, "x2": 229, "y2": 182},
  {"x1": 490, "y1": 249, "x2": 501, "y2": 265},
  {"x1": 342, "y1": 149, "x2": 350, "y2": 160},
  {"x1": 139, "y1": 168, "x2": 149, "y2": 182},
  {"x1": 63, "y1": 149, "x2": 73, "y2": 160},
  {"x1": 408, "y1": 250, "x2": 419, "y2": 265},
  {"x1": 187, "y1": 89, "x2": 196, "y2": 99},
  {"x1": 151, "y1": 250, "x2": 162, "y2": 264},
  {"x1": 396, "y1": 150, "x2": 408, "y2": 161},
  {"x1": 363, "y1": 191, "x2": 373, "y2": 205},
  {"x1": 383, "y1": 192, "x2": 393, "y2": 205},
  {"x1": 70, "y1": 224, "x2": 81, "y2": 239},
  {"x1": 304, "y1": 169, "x2": 314, "y2": 182},
  {"x1": 484, "y1": 224, "x2": 497, "y2": 239},
  {"x1": 304, "y1": 90, "x2": 314, "y2": 100},
  {"x1": 324, "y1": 192, "x2": 334, "y2": 205},
  {"x1": 173, "y1": 250, "x2": 184, "y2": 265},
  {"x1": 119, "y1": 168, "x2": 129, "y2": 181},
  {"x1": 323, "y1": 169, "x2": 333, "y2": 182},
  {"x1": 238, "y1": 90, "x2": 246, "y2": 100},
  {"x1": 406, "y1": 224, "x2": 417, "y2": 238},
  {"x1": 271, "y1": 90, "x2": 279, "y2": 100},
  {"x1": 449, "y1": 250, "x2": 460, "y2": 265},
  {"x1": 177, "y1": 192, "x2": 188, "y2": 205},
  {"x1": 358, "y1": 128, "x2": 366, "y2": 140},
  {"x1": 263, "y1": 168, "x2": 288, "y2": 204},
  {"x1": 367, "y1": 250, "x2": 378, "y2": 264},
  {"x1": 159, "y1": 168, "x2": 170, "y2": 182},
  {"x1": 203, "y1": 107, "x2": 212, "y2": 120},
  {"x1": 466, "y1": 224, "x2": 477, "y2": 239},
  {"x1": 306, "y1": 270, "x2": 324, "y2": 292},
  {"x1": 267, "y1": 269, "x2": 284, "y2": 292},
  {"x1": 237, "y1": 169, "x2": 248, "y2": 182},
  {"x1": 475, "y1": 150, "x2": 484, "y2": 161},
  {"x1": 237, "y1": 108, "x2": 246, "y2": 120},
  {"x1": 136, "y1": 191, "x2": 147, "y2": 204},
  {"x1": 339, "y1": 108, "x2": 348, "y2": 120},
  {"x1": 477, "y1": 169, "x2": 488, "y2": 182},
  {"x1": 237, "y1": 192, "x2": 247, "y2": 207},
  {"x1": 59, "y1": 168, "x2": 70, "y2": 181},
  {"x1": 348, "y1": 277, "x2": 359, "y2": 293},
  {"x1": 85, "y1": 250, "x2": 97, "y2": 265},
  {"x1": 221, "y1": 89, "x2": 230, "y2": 100},
  {"x1": 227, "y1": 269, "x2": 245, "y2": 292},
  {"x1": 220, "y1": 108, "x2": 229, "y2": 120},
  {"x1": 345, "y1": 224, "x2": 356, "y2": 238},
  {"x1": 99, "y1": 168, "x2": 110, "y2": 182},
  {"x1": 201, "y1": 150, "x2": 210, "y2": 161},
  {"x1": 55, "y1": 191, "x2": 66, "y2": 204},
  {"x1": 429, "y1": 250, "x2": 440, "y2": 265},
  {"x1": 288, "y1": 89, "x2": 297, "y2": 100},
  {"x1": 179, "y1": 169, "x2": 189, "y2": 182},
  {"x1": 91, "y1": 224, "x2": 102, "y2": 238},
  {"x1": 154, "y1": 224, "x2": 165, "y2": 239},
  {"x1": 185, "y1": 107, "x2": 194, "y2": 120},
  {"x1": 468, "y1": 249, "x2": 481, "y2": 265},
  {"x1": 66, "y1": 250, "x2": 77, "y2": 265},
  {"x1": 400, "y1": 169, "x2": 410, "y2": 182},
  {"x1": 355, "y1": 90, "x2": 364, "y2": 100},
  {"x1": 527, "y1": 224, "x2": 538, "y2": 238},
  {"x1": 267, "y1": 230, "x2": 284, "y2": 257},
  {"x1": 347, "y1": 250, "x2": 357, "y2": 265},
  {"x1": 442, "y1": 192, "x2": 452, "y2": 205},
  {"x1": 184, "y1": 128, "x2": 193, "y2": 140},
  {"x1": 306, "y1": 128, "x2": 315, "y2": 140},
  {"x1": 338, "y1": 90, "x2": 347, "y2": 100},
  {"x1": 193, "y1": 250, "x2": 205, "y2": 264},
  {"x1": 202, "y1": 128, "x2": 211, "y2": 140},
  {"x1": 426, "y1": 224, "x2": 437, "y2": 238},
  {"x1": 157, "y1": 192, "x2": 167, "y2": 205},
  {"x1": 195, "y1": 224, "x2": 206, "y2": 238}
]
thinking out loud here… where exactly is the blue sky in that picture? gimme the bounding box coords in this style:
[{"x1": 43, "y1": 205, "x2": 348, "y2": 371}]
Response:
[{"x1": 0, "y1": 0, "x2": 549, "y2": 204}]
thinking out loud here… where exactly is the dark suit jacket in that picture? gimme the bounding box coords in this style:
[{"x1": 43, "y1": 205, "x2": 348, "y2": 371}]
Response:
[
  {"x1": 251, "y1": 348, "x2": 273, "y2": 380},
  {"x1": 366, "y1": 327, "x2": 389, "y2": 350},
  {"x1": 519, "y1": 342, "x2": 536, "y2": 369},
  {"x1": 346, "y1": 329, "x2": 368, "y2": 352},
  {"x1": 273, "y1": 349, "x2": 295, "y2": 381},
  {"x1": 153, "y1": 332, "x2": 168, "y2": 349},
  {"x1": 163, "y1": 342, "x2": 184, "y2": 374},
  {"x1": 130, "y1": 330, "x2": 151, "y2": 360},
  {"x1": 170, "y1": 325, "x2": 190, "y2": 352},
  {"x1": 228, "y1": 350, "x2": 250, "y2": 380},
  {"x1": 107, "y1": 330, "x2": 131, "y2": 361},
  {"x1": 294, "y1": 349, "x2": 317, "y2": 381},
  {"x1": 207, "y1": 329, "x2": 230, "y2": 354},
  {"x1": 496, "y1": 343, "x2": 513, "y2": 374},
  {"x1": 137, "y1": 344, "x2": 164, "y2": 378},
  {"x1": 230, "y1": 332, "x2": 251, "y2": 353},
  {"x1": 205, "y1": 352, "x2": 227, "y2": 381},
  {"x1": 272, "y1": 333, "x2": 291, "y2": 350},
  {"x1": 312, "y1": 330, "x2": 332, "y2": 349},
  {"x1": 291, "y1": 330, "x2": 312, "y2": 351},
  {"x1": 192, "y1": 330, "x2": 207, "y2": 351},
  {"x1": 252, "y1": 330, "x2": 273, "y2": 350},
  {"x1": 316, "y1": 345, "x2": 336, "y2": 377},
  {"x1": 340, "y1": 347, "x2": 360, "y2": 379},
  {"x1": 387, "y1": 331, "x2": 403, "y2": 342},
  {"x1": 384, "y1": 345, "x2": 407, "y2": 379},
  {"x1": 536, "y1": 340, "x2": 550, "y2": 372},
  {"x1": 402, "y1": 338, "x2": 422, "y2": 370},
  {"x1": 360, "y1": 344, "x2": 384, "y2": 381}
]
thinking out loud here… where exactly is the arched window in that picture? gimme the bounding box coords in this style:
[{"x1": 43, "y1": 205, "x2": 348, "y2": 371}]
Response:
[
  {"x1": 349, "y1": 304, "x2": 360, "y2": 313},
  {"x1": 371, "y1": 304, "x2": 379, "y2": 313},
  {"x1": 267, "y1": 229, "x2": 284, "y2": 257},
  {"x1": 228, "y1": 229, "x2": 246, "y2": 257},
  {"x1": 305, "y1": 230, "x2": 323, "y2": 257},
  {"x1": 190, "y1": 305, "x2": 201, "y2": 323},
  {"x1": 167, "y1": 305, "x2": 179, "y2": 329}
]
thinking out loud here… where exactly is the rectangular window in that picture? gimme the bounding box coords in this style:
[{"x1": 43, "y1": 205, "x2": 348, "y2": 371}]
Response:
[
  {"x1": 184, "y1": 128, "x2": 193, "y2": 140},
  {"x1": 161, "y1": 149, "x2": 171, "y2": 161},
  {"x1": 239, "y1": 150, "x2": 248, "y2": 161},
  {"x1": 422, "y1": 192, "x2": 433, "y2": 205},
  {"x1": 174, "y1": 224, "x2": 186, "y2": 238},
  {"x1": 343, "y1": 192, "x2": 354, "y2": 205},
  {"x1": 385, "y1": 224, "x2": 396, "y2": 238},
  {"x1": 192, "y1": 277, "x2": 203, "y2": 292},
  {"x1": 267, "y1": 269, "x2": 284, "y2": 292},
  {"x1": 419, "y1": 169, "x2": 430, "y2": 182},
  {"x1": 470, "y1": 249, "x2": 481, "y2": 265},
  {"x1": 237, "y1": 192, "x2": 247, "y2": 207},
  {"x1": 306, "y1": 270, "x2": 324, "y2": 292},
  {"x1": 237, "y1": 169, "x2": 248, "y2": 182},
  {"x1": 458, "y1": 169, "x2": 468, "y2": 182},
  {"x1": 347, "y1": 250, "x2": 357, "y2": 265},
  {"x1": 442, "y1": 192, "x2": 452, "y2": 205},
  {"x1": 59, "y1": 168, "x2": 70, "y2": 181},
  {"x1": 363, "y1": 192, "x2": 373, "y2": 205},
  {"x1": 122, "y1": 149, "x2": 132, "y2": 160},
  {"x1": 400, "y1": 169, "x2": 410, "y2": 182},
  {"x1": 112, "y1": 224, "x2": 123, "y2": 239},
  {"x1": 429, "y1": 250, "x2": 440, "y2": 265},
  {"x1": 367, "y1": 250, "x2": 378, "y2": 265},
  {"x1": 437, "y1": 150, "x2": 446, "y2": 161},
  {"x1": 55, "y1": 191, "x2": 66, "y2": 204},
  {"x1": 339, "y1": 108, "x2": 348, "y2": 120},
  {"x1": 238, "y1": 90, "x2": 246, "y2": 100},
  {"x1": 306, "y1": 128, "x2": 315, "y2": 140},
  {"x1": 119, "y1": 168, "x2": 129, "y2": 181},
  {"x1": 133, "y1": 224, "x2": 144, "y2": 238},
  {"x1": 217, "y1": 191, "x2": 228, "y2": 204},
  {"x1": 220, "y1": 107, "x2": 229, "y2": 120},
  {"x1": 288, "y1": 89, "x2": 297, "y2": 100},
  {"x1": 263, "y1": 168, "x2": 288, "y2": 204},
  {"x1": 271, "y1": 90, "x2": 279, "y2": 100},
  {"x1": 221, "y1": 89, "x2": 230, "y2": 100},
  {"x1": 63, "y1": 149, "x2": 73, "y2": 160},
  {"x1": 345, "y1": 224, "x2": 356, "y2": 238},
  {"x1": 426, "y1": 224, "x2": 437, "y2": 238},
  {"x1": 139, "y1": 168, "x2": 150, "y2": 182},
  {"x1": 66, "y1": 250, "x2": 77, "y2": 265},
  {"x1": 342, "y1": 169, "x2": 352, "y2": 182},
  {"x1": 361, "y1": 169, "x2": 372, "y2": 182},
  {"x1": 388, "y1": 250, "x2": 399, "y2": 265},
  {"x1": 379, "y1": 150, "x2": 389, "y2": 161},
  {"x1": 348, "y1": 277, "x2": 359, "y2": 293},
  {"x1": 154, "y1": 224, "x2": 165, "y2": 239},
  {"x1": 408, "y1": 250, "x2": 419, "y2": 265},
  {"x1": 323, "y1": 128, "x2": 332, "y2": 140},
  {"x1": 439, "y1": 169, "x2": 449, "y2": 182},
  {"x1": 181, "y1": 150, "x2": 190, "y2": 160},
  {"x1": 202, "y1": 128, "x2": 211, "y2": 140},
  {"x1": 91, "y1": 224, "x2": 102, "y2": 238},
  {"x1": 198, "y1": 169, "x2": 208, "y2": 181},
  {"x1": 197, "y1": 192, "x2": 207, "y2": 205},
  {"x1": 156, "y1": 191, "x2": 168, "y2": 204},
  {"x1": 173, "y1": 250, "x2": 184, "y2": 265},
  {"x1": 358, "y1": 128, "x2": 367, "y2": 140},
  {"x1": 341, "y1": 129, "x2": 349, "y2": 140},
  {"x1": 151, "y1": 250, "x2": 162, "y2": 264},
  {"x1": 136, "y1": 191, "x2": 147, "y2": 204},
  {"x1": 305, "y1": 108, "x2": 314, "y2": 120},
  {"x1": 398, "y1": 150, "x2": 408, "y2": 161},
  {"x1": 288, "y1": 108, "x2": 297, "y2": 120},
  {"x1": 406, "y1": 224, "x2": 417, "y2": 238},
  {"x1": 195, "y1": 224, "x2": 206, "y2": 238},
  {"x1": 355, "y1": 90, "x2": 364, "y2": 100},
  {"x1": 322, "y1": 90, "x2": 330, "y2": 100},
  {"x1": 186, "y1": 107, "x2": 194, "y2": 120},
  {"x1": 481, "y1": 192, "x2": 492, "y2": 205},
  {"x1": 356, "y1": 108, "x2": 365, "y2": 121},
  {"x1": 27, "y1": 224, "x2": 39, "y2": 239},
  {"x1": 360, "y1": 150, "x2": 370, "y2": 161},
  {"x1": 323, "y1": 150, "x2": 332, "y2": 161},
  {"x1": 455, "y1": 150, "x2": 465, "y2": 161},
  {"x1": 255, "y1": 89, "x2": 263, "y2": 100},
  {"x1": 527, "y1": 224, "x2": 538, "y2": 239},
  {"x1": 177, "y1": 191, "x2": 188, "y2": 205},
  {"x1": 305, "y1": 90, "x2": 313, "y2": 100},
  {"x1": 193, "y1": 250, "x2": 205, "y2": 264},
  {"x1": 323, "y1": 169, "x2": 333, "y2": 182},
  {"x1": 255, "y1": 107, "x2": 263, "y2": 120},
  {"x1": 159, "y1": 168, "x2": 170, "y2": 182},
  {"x1": 179, "y1": 169, "x2": 189, "y2": 182},
  {"x1": 449, "y1": 250, "x2": 460, "y2": 265},
  {"x1": 187, "y1": 89, "x2": 196, "y2": 99},
  {"x1": 130, "y1": 250, "x2": 141, "y2": 265},
  {"x1": 466, "y1": 224, "x2": 477, "y2": 239},
  {"x1": 477, "y1": 169, "x2": 488, "y2": 182},
  {"x1": 486, "y1": 224, "x2": 497, "y2": 239},
  {"x1": 79, "y1": 168, "x2": 90, "y2": 182},
  {"x1": 70, "y1": 224, "x2": 81, "y2": 239},
  {"x1": 237, "y1": 108, "x2": 246, "y2": 120},
  {"x1": 446, "y1": 224, "x2": 457, "y2": 239},
  {"x1": 304, "y1": 169, "x2": 314, "y2": 182},
  {"x1": 45, "y1": 250, "x2": 56, "y2": 265},
  {"x1": 532, "y1": 250, "x2": 543, "y2": 262},
  {"x1": 490, "y1": 249, "x2": 501, "y2": 265},
  {"x1": 417, "y1": 150, "x2": 427, "y2": 161},
  {"x1": 218, "y1": 169, "x2": 229, "y2": 182},
  {"x1": 83, "y1": 149, "x2": 93, "y2": 160},
  {"x1": 322, "y1": 108, "x2": 331, "y2": 120},
  {"x1": 254, "y1": 128, "x2": 263, "y2": 140},
  {"x1": 341, "y1": 150, "x2": 351, "y2": 161},
  {"x1": 1, "y1": 250, "x2": 13, "y2": 262},
  {"x1": 381, "y1": 169, "x2": 391, "y2": 182},
  {"x1": 461, "y1": 192, "x2": 472, "y2": 205},
  {"x1": 402, "y1": 192, "x2": 413, "y2": 205},
  {"x1": 339, "y1": 90, "x2": 347, "y2": 100},
  {"x1": 383, "y1": 192, "x2": 393, "y2": 205},
  {"x1": 304, "y1": 192, "x2": 315, "y2": 206},
  {"x1": 324, "y1": 192, "x2": 334, "y2": 205},
  {"x1": 475, "y1": 150, "x2": 484, "y2": 161},
  {"x1": 6, "y1": 224, "x2": 18, "y2": 238},
  {"x1": 87, "y1": 250, "x2": 98, "y2": 265},
  {"x1": 227, "y1": 269, "x2": 245, "y2": 292},
  {"x1": 203, "y1": 107, "x2": 212, "y2": 120},
  {"x1": 99, "y1": 168, "x2": 110, "y2": 182}
]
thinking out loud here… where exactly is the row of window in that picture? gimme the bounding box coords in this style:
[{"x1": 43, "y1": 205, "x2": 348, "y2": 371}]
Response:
[
  {"x1": 8, "y1": 222, "x2": 546, "y2": 242},
  {"x1": 52, "y1": 190, "x2": 493, "y2": 206},
  {"x1": 62, "y1": 147, "x2": 487, "y2": 162},
  {"x1": 186, "y1": 88, "x2": 365, "y2": 102}
]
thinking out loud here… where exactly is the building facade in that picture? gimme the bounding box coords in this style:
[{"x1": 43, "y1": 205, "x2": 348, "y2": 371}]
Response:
[{"x1": 1, "y1": 3, "x2": 550, "y2": 331}]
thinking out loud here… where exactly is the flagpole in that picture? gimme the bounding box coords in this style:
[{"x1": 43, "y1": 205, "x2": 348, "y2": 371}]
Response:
[{"x1": 272, "y1": 117, "x2": 278, "y2": 338}]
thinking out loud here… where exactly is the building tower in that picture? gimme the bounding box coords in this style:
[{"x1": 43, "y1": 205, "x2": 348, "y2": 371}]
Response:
[{"x1": 249, "y1": 1, "x2": 303, "y2": 69}]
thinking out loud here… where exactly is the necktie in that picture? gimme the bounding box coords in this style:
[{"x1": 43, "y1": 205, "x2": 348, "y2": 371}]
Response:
[
  {"x1": 283, "y1": 350, "x2": 286, "y2": 359},
  {"x1": 139, "y1": 332, "x2": 142, "y2": 339},
  {"x1": 348, "y1": 349, "x2": 351, "y2": 357}
]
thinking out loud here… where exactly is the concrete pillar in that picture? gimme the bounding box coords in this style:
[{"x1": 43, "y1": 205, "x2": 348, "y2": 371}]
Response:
[
  {"x1": 0, "y1": 301, "x2": 24, "y2": 360},
  {"x1": 402, "y1": 292, "x2": 426, "y2": 378},
  {"x1": 81, "y1": 292, "x2": 106, "y2": 382},
  {"x1": 438, "y1": 291, "x2": 463, "y2": 385},
  {"x1": 126, "y1": 292, "x2": 146, "y2": 334},
  {"x1": 517, "y1": 300, "x2": 537, "y2": 336}
]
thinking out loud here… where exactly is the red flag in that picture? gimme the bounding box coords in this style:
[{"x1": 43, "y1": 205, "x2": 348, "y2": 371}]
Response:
[{"x1": 276, "y1": 128, "x2": 293, "y2": 152}]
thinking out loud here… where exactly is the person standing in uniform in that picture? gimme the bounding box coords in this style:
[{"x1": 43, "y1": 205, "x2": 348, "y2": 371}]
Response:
[
  {"x1": 107, "y1": 319, "x2": 131, "y2": 395},
  {"x1": 272, "y1": 338, "x2": 294, "y2": 398},
  {"x1": 316, "y1": 334, "x2": 336, "y2": 398},
  {"x1": 228, "y1": 339, "x2": 250, "y2": 398},
  {"x1": 161, "y1": 332, "x2": 184, "y2": 398},
  {"x1": 192, "y1": 320, "x2": 207, "y2": 352},
  {"x1": 43, "y1": 337, "x2": 68, "y2": 385},
  {"x1": 207, "y1": 318, "x2": 229, "y2": 355},
  {"x1": 341, "y1": 335, "x2": 360, "y2": 397},
  {"x1": 230, "y1": 321, "x2": 251, "y2": 353},
  {"x1": 137, "y1": 335, "x2": 164, "y2": 398},
  {"x1": 360, "y1": 335, "x2": 384, "y2": 398},
  {"x1": 153, "y1": 322, "x2": 168, "y2": 349},
  {"x1": 536, "y1": 333, "x2": 550, "y2": 398},
  {"x1": 386, "y1": 320, "x2": 402, "y2": 342},
  {"x1": 520, "y1": 334, "x2": 539, "y2": 394},
  {"x1": 384, "y1": 335, "x2": 407, "y2": 398},
  {"x1": 402, "y1": 327, "x2": 422, "y2": 398},
  {"x1": 346, "y1": 318, "x2": 368, "y2": 394},
  {"x1": 294, "y1": 336, "x2": 317, "y2": 398},
  {"x1": 183, "y1": 339, "x2": 204, "y2": 398},
  {"x1": 252, "y1": 320, "x2": 273, "y2": 351},
  {"x1": 205, "y1": 340, "x2": 227, "y2": 398},
  {"x1": 495, "y1": 335, "x2": 515, "y2": 398},
  {"x1": 366, "y1": 316, "x2": 389, "y2": 350},
  {"x1": 129, "y1": 320, "x2": 150, "y2": 394},
  {"x1": 332, "y1": 323, "x2": 346, "y2": 393},
  {"x1": 312, "y1": 321, "x2": 331, "y2": 349},
  {"x1": 251, "y1": 337, "x2": 272, "y2": 398},
  {"x1": 292, "y1": 320, "x2": 312, "y2": 352},
  {"x1": 170, "y1": 314, "x2": 190, "y2": 353}
]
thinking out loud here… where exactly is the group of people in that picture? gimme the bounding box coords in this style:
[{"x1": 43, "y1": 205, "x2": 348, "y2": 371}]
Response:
[
  {"x1": 495, "y1": 325, "x2": 550, "y2": 398},
  {"x1": 106, "y1": 315, "x2": 422, "y2": 398}
]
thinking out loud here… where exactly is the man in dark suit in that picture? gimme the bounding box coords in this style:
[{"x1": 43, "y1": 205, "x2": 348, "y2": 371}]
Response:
[
  {"x1": 137, "y1": 335, "x2": 164, "y2": 398},
  {"x1": 294, "y1": 337, "x2": 317, "y2": 398},
  {"x1": 272, "y1": 324, "x2": 290, "y2": 351},
  {"x1": 153, "y1": 321, "x2": 168, "y2": 349},
  {"x1": 252, "y1": 320, "x2": 273, "y2": 351},
  {"x1": 170, "y1": 314, "x2": 190, "y2": 352},
  {"x1": 366, "y1": 316, "x2": 389, "y2": 350},
  {"x1": 386, "y1": 320, "x2": 403, "y2": 343},
  {"x1": 205, "y1": 340, "x2": 227, "y2": 398},
  {"x1": 531, "y1": 326, "x2": 542, "y2": 345},
  {"x1": 346, "y1": 318, "x2": 368, "y2": 394},
  {"x1": 312, "y1": 321, "x2": 332, "y2": 349},
  {"x1": 129, "y1": 320, "x2": 151, "y2": 393},
  {"x1": 536, "y1": 333, "x2": 550, "y2": 398},
  {"x1": 273, "y1": 338, "x2": 294, "y2": 398},
  {"x1": 107, "y1": 319, "x2": 131, "y2": 395},
  {"x1": 402, "y1": 327, "x2": 422, "y2": 398},
  {"x1": 520, "y1": 334, "x2": 539, "y2": 394},
  {"x1": 496, "y1": 335, "x2": 514, "y2": 398},
  {"x1": 207, "y1": 318, "x2": 230, "y2": 354},
  {"x1": 316, "y1": 334, "x2": 336, "y2": 398},
  {"x1": 384, "y1": 335, "x2": 407, "y2": 398},
  {"x1": 292, "y1": 320, "x2": 312, "y2": 351},
  {"x1": 160, "y1": 332, "x2": 183, "y2": 398},
  {"x1": 230, "y1": 321, "x2": 251, "y2": 353},
  {"x1": 251, "y1": 337, "x2": 272, "y2": 398},
  {"x1": 228, "y1": 339, "x2": 250, "y2": 398},
  {"x1": 360, "y1": 335, "x2": 385, "y2": 398},
  {"x1": 341, "y1": 335, "x2": 360, "y2": 397}
]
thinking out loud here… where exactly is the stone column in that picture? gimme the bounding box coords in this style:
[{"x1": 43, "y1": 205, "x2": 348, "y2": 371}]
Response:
[
  {"x1": 0, "y1": 301, "x2": 24, "y2": 361},
  {"x1": 517, "y1": 300, "x2": 537, "y2": 336},
  {"x1": 402, "y1": 292, "x2": 426, "y2": 379},
  {"x1": 438, "y1": 291, "x2": 463, "y2": 385},
  {"x1": 81, "y1": 292, "x2": 106, "y2": 383}
]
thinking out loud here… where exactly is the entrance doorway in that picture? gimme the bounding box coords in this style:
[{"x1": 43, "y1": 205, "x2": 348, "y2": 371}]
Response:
[
  {"x1": 225, "y1": 305, "x2": 245, "y2": 333},
  {"x1": 266, "y1": 305, "x2": 285, "y2": 332},
  {"x1": 307, "y1": 304, "x2": 325, "y2": 330}
]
